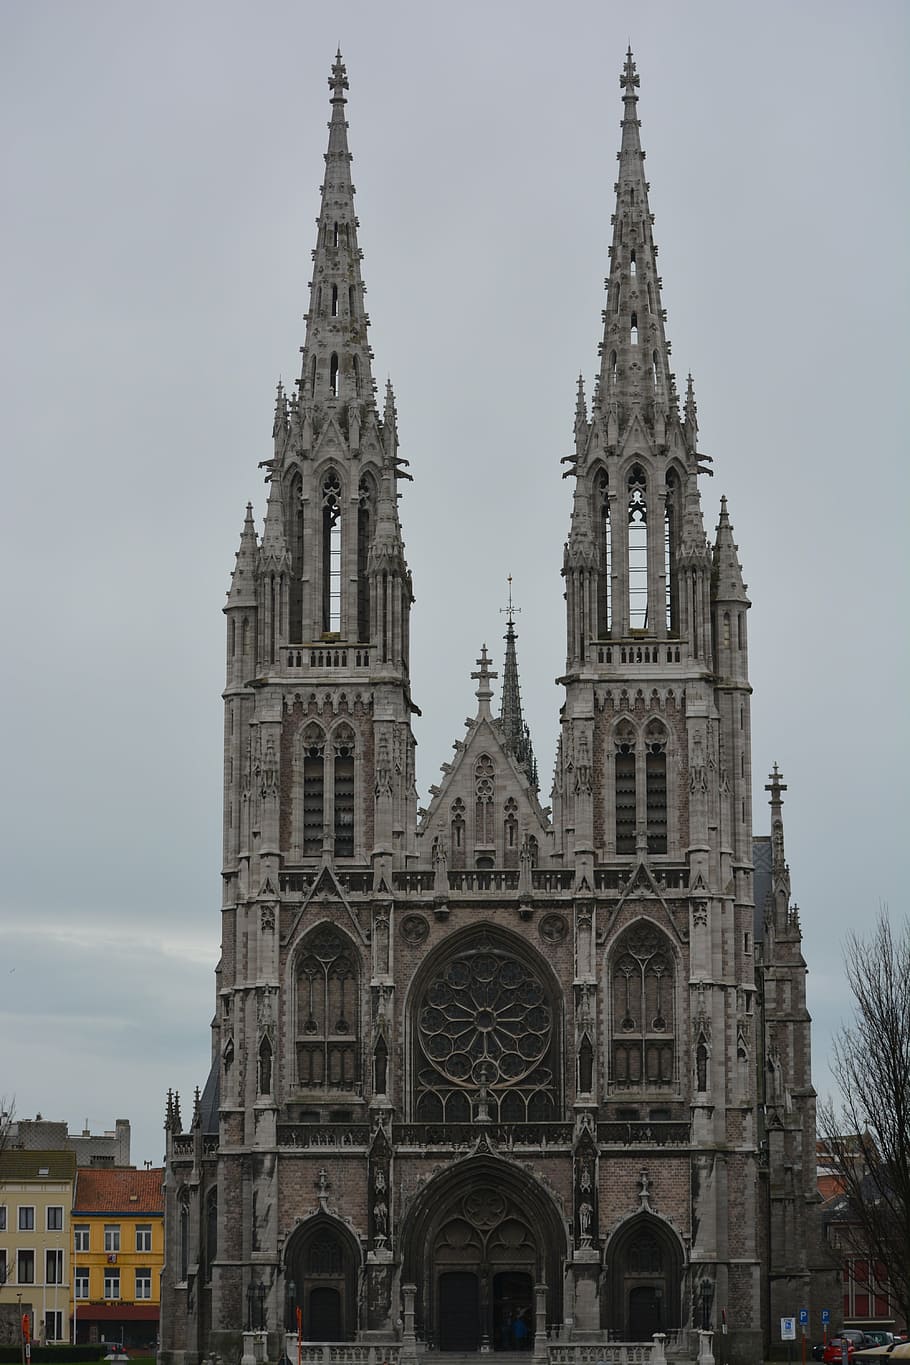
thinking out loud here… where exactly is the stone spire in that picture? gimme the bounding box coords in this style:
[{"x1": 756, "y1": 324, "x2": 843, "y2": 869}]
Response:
[
  {"x1": 598, "y1": 48, "x2": 677, "y2": 442},
  {"x1": 297, "y1": 51, "x2": 376, "y2": 413},
  {"x1": 226, "y1": 503, "x2": 258, "y2": 607},
  {"x1": 471, "y1": 645, "x2": 497, "y2": 722},
  {"x1": 498, "y1": 579, "x2": 538, "y2": 790},
  {"x1": 712, "y1": 496, "x2": 749, "y2": 605}
]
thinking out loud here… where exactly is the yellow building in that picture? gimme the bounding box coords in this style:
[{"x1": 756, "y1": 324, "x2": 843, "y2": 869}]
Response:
[
  {"x1": 0, "y1": 1149, "x2": 77, "y2": 1344},
  {"x1": 72, "y1": 1168, "x2": 164, "y2": 1350}
]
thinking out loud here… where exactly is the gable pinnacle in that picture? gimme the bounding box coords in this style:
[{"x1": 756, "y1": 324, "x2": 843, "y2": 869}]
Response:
[
  {"x1": 329, "y1": 49, "x2": 349, "y2": 103},
  {"x1": 471, "y1": 644, "x2": 497, "y2": 721},
  {"x1": 498, "y1": 578, "x2": 539, "y2": 790}
]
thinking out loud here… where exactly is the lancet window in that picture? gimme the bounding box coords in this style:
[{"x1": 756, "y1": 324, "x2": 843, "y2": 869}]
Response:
[
  {"x1": 322, "y1": 470, "x2": 342, "y2": 633},
  {"x1": 451, "y1": 798, "x2": 466, "y2": 867},
  {"x1": 296, "y1": 722, "x2": 357, "y2": 860},
  {"x1": 628, "y1": 467, "x2": 648, "y2": 629},
  {"x1": 609, "y1": 923, "x2": 677, "y2": 1092},
  {"x1": 329, "y1": 352, "x2": 339, "y2": 398},
  {"x1": 414, "y1": 934, "x2": 559, "y2": 1122},
  {"x1": 664, "y1": 468, "x2": 680, "y2": 633},
  {"x1": 357, "y1": 474, "x2": 374, "y2": 644},
  {"x1": 613, "y1": 718, "x2": 671, "y2": 856},
  {"x1": 295, "y1": 926, "x2": 360, "y2": 1092},
  {"x1": 474, "y1": 754, "x2": 495, "y2": 848},
  {"x1": 614, "y1": 722, "x2": 637, "y2": 855},
  {"x1": 596, "y1": 470, "x2": 612, "y2": 637},
  {"x1": 288, "y1": 471, "x2": 304, "y2": 642},
  {"x1": 644, "y1": 721, "x2": 668, "y2": 855}
]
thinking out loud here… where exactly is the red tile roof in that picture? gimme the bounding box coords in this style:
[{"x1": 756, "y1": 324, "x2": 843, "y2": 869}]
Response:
[{"x1": 73, "y1": 1167, "x2": 164, "y2": 1214}]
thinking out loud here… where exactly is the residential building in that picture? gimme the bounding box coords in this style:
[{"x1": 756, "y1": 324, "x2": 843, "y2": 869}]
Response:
[
  {"x1": 72, "y1": 1167, "x2": 164, "y2": 1349},
  {"x1": 0, "y1": 1149, "x2": 76, "y2": 1345},
  {"x1": 159, "y1": 51, "x2": 831, "y2": 1365},
  {"x1": 9, "y1": 1117, "x2": 131, "y2": 1169}
]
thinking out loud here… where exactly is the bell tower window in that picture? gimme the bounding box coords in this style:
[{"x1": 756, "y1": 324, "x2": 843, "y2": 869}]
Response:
[
  {"x1": 329, "y1": 353, "x2": 339, "y2": 398},
  {"x1": 302, "y1": 725, "x2": 326, "y2": 857},
  {"x1": 614, "y1": 723, "x2": 637, "y2": 856},
  {"x1": 333, "y1": 725, "x2": 356, "y2": 858},
  {"x1": 288, "y1": 472, "x2": 304, "y2": 643},
  {"x1": 596, "y1": 470, "x2": 612, "y2": 637},
  {"x1": 628, "y1": 467, "x2": 649, "y2": 630},
  {"x1": 357, "y1": 475, "x2": 374, "y2": 644},
  {"x1": 322, "y1": 470, "x2": 342, "y2": 634},
  {"x1": 664, "y1": 468, "x2": 679, "y2": 633},
  {"x1": 645, "y1": 724, "x2": 668, "y2": 855}
]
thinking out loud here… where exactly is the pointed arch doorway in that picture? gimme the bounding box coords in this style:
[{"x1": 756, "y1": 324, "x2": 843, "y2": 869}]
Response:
[
  {"x1": 604, "y1": 1214, "x2": 684, "y2": 1339},
  {"x1": 401, "y1": 1156, "x2": 565, "y2": 1351}
]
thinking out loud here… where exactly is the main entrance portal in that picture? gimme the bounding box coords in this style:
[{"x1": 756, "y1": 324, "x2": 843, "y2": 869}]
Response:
[{"x1": 402, "y1": 1158, "x2": 565, "y2": 1351}]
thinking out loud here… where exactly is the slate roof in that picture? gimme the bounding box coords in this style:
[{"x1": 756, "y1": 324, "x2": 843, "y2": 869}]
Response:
[
  {"x1": 73, "y1": 1167, "x2": 164, "y2": 1214},
  {"x1": 0, "y1": 1149, "x2": 76, "y2": 1182}
]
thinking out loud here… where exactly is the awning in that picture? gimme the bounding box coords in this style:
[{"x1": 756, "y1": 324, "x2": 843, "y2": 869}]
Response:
[{"x1": 72, "y1": 1306, "x2": 159, "y2": 1322}]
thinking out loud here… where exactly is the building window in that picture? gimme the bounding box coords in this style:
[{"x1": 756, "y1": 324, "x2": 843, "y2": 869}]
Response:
[
  {"x1": 614, "y1": 724, "x2": 637, "y2": 855},
  {"x1": 44, "y1": 1312, "x2": 63, "y2": 1343},
  {"x1": 596, "y1": 470, "x2": 612, "y2": 637},
  {"x1": 0, "y1": 1251, "x2": 5, "y2": 1284},
  {"x1": 357, "y1": 474, "x2": 374, "y2": 644},
  {"x1": 75, "y1": 1267, "x2": 89, "y2": 1300},
  {"x1": 333, "y1": 724, "x2": 356, "y2": 858},
  {"x1": 18, "y1": 1250, "x2": 35, "y2": 1284},
  {"x1": 645, "y1": 725, "x2": 668, "y2": 855},
  {"x1": 295, "y1": 925, "x2": 360, "y2": 1091},
  {"x1": 628, "y1": 467, "x2": 649, "y2": 628},
  {"x1": 18, "y1": 1206, "x2": 35, "y2": 1231},
  {"x1": 0, "y1": 1206, "x2": 6, "y2": 1231},
  {"x1": 136, "y1": 1224, "x2": 152, "y2": 1252},
  {"x1": 609, "y1": 922, "x2": 677, "y2": 1093},
  {"x1": 178, "y1": 1197, "x2": 189, "y2": 1282},
  {"x1": 104, "y1": 1269, "x2": 120, "y2": 1300},
  {"x1": 474, "y1": 753, "x2": 495, "y2": 847},
  {"x1": 322, "y1": 469, "x2": 342, "y2": 632},
  {"x1": 301, "y1": 723, "x2": 326, "y2": 857},
  {"x1": 664, "y1": 469, "x2": 679, "y2": 632},
  {"x1": 135, "y1": 1268, "x2": 152, "y2": 1300},
  {"x1": 103, "y1": 1224, "x2": 120, "y2": 1252},
  {"x1": 74, "y1": 1224, "x2": 90, "y2": 1252},
  {"x1": 46, "y1": 1249, "x2": 63, "y2": 1285},
  {"x1": 46, "y1": 1206, "x2": 63, "y2": 1231}
]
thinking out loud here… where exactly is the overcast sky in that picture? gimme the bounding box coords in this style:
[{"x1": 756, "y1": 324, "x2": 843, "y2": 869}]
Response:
[{"x1": 1, "y1": 0, "x2": 907, "y2": 1167}]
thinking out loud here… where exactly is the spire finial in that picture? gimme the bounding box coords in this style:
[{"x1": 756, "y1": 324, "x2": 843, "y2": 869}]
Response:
[
  {"x1": 471, "y1": 644, "x2": 498, "y2": 721},
  {"x1": 329, "y1": 50, "x2": 348, "y2": 103},
  {"x1": 500, "y1": 574, "x2": 520, "y2": 629},
  {"x1": 621, "y1": 47, "x2": 640, "y2": 97},
  {"x1": 497, "y1": 584, "x2": 538, "y2": 789}
]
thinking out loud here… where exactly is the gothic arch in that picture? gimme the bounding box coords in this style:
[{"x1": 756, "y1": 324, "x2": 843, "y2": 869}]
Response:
[
  {"x1": 405, "y1": 924, "x2": 564, "y2": 1124},
  {"x1": 604, "y1": 919, "x2": 681, "y2": 1097},
  {"x1": 603, "y1": 1211, "x2": 685, "y2": 1337},
  {"x1": 399, "y1": 1154, "x2": 567, "y2": 1347},
  {"x1": 284, "y1": 1211, "x2": 361, "y2": 1340},
  {"x1": 288, "y1": 922, "x2": 362, "y2": 1096}
]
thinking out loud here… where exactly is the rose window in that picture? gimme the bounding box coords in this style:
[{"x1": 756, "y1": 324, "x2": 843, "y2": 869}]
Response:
[{"x1": 415, "y1": 939, "x2": 557, "y2": 1123}]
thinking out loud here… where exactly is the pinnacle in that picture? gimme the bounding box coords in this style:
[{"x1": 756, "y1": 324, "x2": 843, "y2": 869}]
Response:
[
  {"x1": 621, "y1": 46, "x2": 640, "y2": 97},
  {"x1": 498, "y1": 579, "x2": 538, "y2": 790}
]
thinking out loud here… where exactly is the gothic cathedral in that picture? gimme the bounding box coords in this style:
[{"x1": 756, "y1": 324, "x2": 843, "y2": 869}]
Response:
[{"x1": 160, "y1": 52, "x2": 830, "y2": 1365}]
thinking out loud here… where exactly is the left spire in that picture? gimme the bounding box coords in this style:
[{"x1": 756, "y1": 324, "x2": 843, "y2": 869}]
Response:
[{"x1": 296, "y1": 51, "x2": 376, "y2": 414}]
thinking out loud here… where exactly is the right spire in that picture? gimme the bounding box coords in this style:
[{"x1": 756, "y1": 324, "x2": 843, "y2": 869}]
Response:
[{"x1": 597, "y1": 49, "x2": 677, "y2": 439}]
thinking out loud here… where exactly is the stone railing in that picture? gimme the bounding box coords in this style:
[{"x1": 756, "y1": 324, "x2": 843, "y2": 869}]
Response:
[
  {"x1": 280, "y1": 869, "x2": 373, "y2": 895},
  {"x1": 594, "y1": 866, "x2": 689, "y2": 892},
  {"x1": 548, "y1": 1333, "x2": 676, "y2": 1365},
  {"x1": 592, "y1": 639, "x2": 686, "y2": 667},
  {"x1": 283, "y1": 1341, "x2": 401, "y2": 1365},
  {"x1": 393, "y1": 1122, "x2": 574, "y2": 1150},
  {"x1": 284, "y1": 645, "x2": 373, "y2": 671},
  {"x1": 598, "y1": 1121, "x2": 690, "y2": 1146},
  {"x1": 277, "y1": 1124, "x2": 371, "y2": 1149}
]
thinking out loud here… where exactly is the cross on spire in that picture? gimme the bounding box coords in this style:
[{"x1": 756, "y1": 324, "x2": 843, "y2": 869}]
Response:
[
  {"x1": 471, "y1": 644, "x2": 497, "y2": 720},
  {"x1": 500, "y1": 573, "x2": 521, "y2": 627}
]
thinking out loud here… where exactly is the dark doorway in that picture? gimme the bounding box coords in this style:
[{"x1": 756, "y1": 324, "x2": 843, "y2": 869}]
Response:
[
  {"x1": 309, "y1": 1287, "x2": 342, "y2": 1341},
  {"x1": 438, "y1": 1272, "x2": 480, "y2": 1350},
  {"x1": 493, "y1": 1271, "x2": 533, "y2": 1350},
  {"x1": 628, "y1": 1285, "x2": 661, "y2": 1340}
]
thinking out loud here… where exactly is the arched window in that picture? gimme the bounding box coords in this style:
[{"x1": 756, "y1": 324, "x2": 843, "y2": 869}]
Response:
[
  {"x1": 204, "y1": 1190, "x2": 217, "y2": 1284},
  {"x1": 322, "y1": 471, "x2": 342, "y2": 633},
  {"x1": 288, "y1": 471, "x2": 304, "y2": 643},
  {"x1": 644, "y1": 721, "x2": 668, "y2": 855},
  {"x1": 357, "y1": 475, "x2": 373, "y2": 644},
  {"x1": 331, "y1": 284, "x2": 338, "y2": 317},
  {"x1": 413, "y1": 934, "x2": 560, "y2": 1122},
  {"x1": 451, "y1": 798, "x2": 466, "y2": 868},
  {"x1": 630, "y1": 312, "x2": 639, "y2": 345},
  {"x1": 295, "y1": 926, "x2": 360, "y2": 1091},
  {"x1": 630, "y1": 250, "x2": 637, "y2": 277},
  {"x1": 664, "y1": 469, "x2": 679, "y2": 633},
  {"x1": 503, "y1": 797, "x2": 518, "y2": 865},
  {"x1": 258, "y1": 1035, "x2": 273, "y2": 1095},
  {"x1": 329, "y1": 353, "x2": 339, "y2": 398},
  {"x1": 610, "y1": 350, "x2": 618, "y2": 383},
  {"x1": 474, "y1": 754, "x2": 495, "y2": 848},
  {"x1": 628, "y1": 467, "x2": 648, "y2": 629},
  {"x1": 652, "y1": 351, "x2": 659, "y2": 391},
  {"x1": 614, "y1": 722, "x2": 637, "y2": 855},
  {"x1": 333, "y1": 724, "x2": 355, "y2": 858},
  {"x1": 596, "y1": 470, "x2": 612, "y2": 637},
  {"x1": 609, "y1": 922, "x2": 676, "y2": 1092},
  {"x1": 302, "y1": 724, "x2": 326, "y2": 857},
  {"x1": 178, "y1": 1194, "x2": 189, "y2": 1282},
  {"x1": 332, "y1": 221, "x2": 339, "y2": 248},
  {"x1": 310, "y1": 355, "x2": 317, "y2": 396},
  {"x1": 352, "y1": 353, "x2": 361, "y2": 396},
  {"x1": 348, "y1": 285, "x2": 355, "y2": 317}
]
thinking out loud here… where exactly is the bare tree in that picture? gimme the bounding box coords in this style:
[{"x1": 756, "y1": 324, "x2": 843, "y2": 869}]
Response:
[{"x1": 817, "y1": 913, "x2": 910, "y2": 1323}]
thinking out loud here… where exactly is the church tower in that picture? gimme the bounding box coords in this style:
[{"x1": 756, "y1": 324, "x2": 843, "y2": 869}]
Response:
[{"x1": 160, "y1": 51, "x2": 826, "y2": 1365}]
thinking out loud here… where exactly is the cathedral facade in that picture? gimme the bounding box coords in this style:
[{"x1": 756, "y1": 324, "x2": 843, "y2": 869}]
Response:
[{"x1": 159, "y1": 52, "x2": 830, "y2": 1365}]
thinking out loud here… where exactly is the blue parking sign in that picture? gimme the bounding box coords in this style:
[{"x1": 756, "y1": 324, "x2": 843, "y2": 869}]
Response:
[
  {"x1": 822, "y1": 1311, "x2": 831, "y2": 1325},
  {"x1": 800, "y1": 1310, "x2": 809, "y2": 1325}
]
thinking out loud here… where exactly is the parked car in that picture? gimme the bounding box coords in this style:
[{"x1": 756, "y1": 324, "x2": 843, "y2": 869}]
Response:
[{"x1": 825, "y1": 1339, "x2": 866, "y2": 1364}]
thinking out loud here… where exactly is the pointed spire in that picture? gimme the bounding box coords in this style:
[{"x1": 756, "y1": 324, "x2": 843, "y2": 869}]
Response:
[
  {"x1": 260, "y1": 472, "x2": 289, "y2": 569},
  {"x1": 712, "y1": 495, "x2": 749, "y2": 603},
  {"x1": 597, "y1": 49, "x2": 678, "y2": 445},
  {"x1": 471, "y1": 644, "x2": 497, "y2": 721},
  {"x1": 498, "y1": 578, "x2": 539, "y2": 789},
  {"x1": 273, "y1": 379, "x2": 288, "y2": 440},
  {"x1": 227, "y1": 503, "x2": 258, "y2": 605},
  {"x1": 766, "y1": 764, "x2": 788, "y2": 875},
  {"x1": 684, "y1": 372, "x2": 698, "y2": 434},
  {"x1": 297, "y1": 52, "x2": 376, "y2": 412}
]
